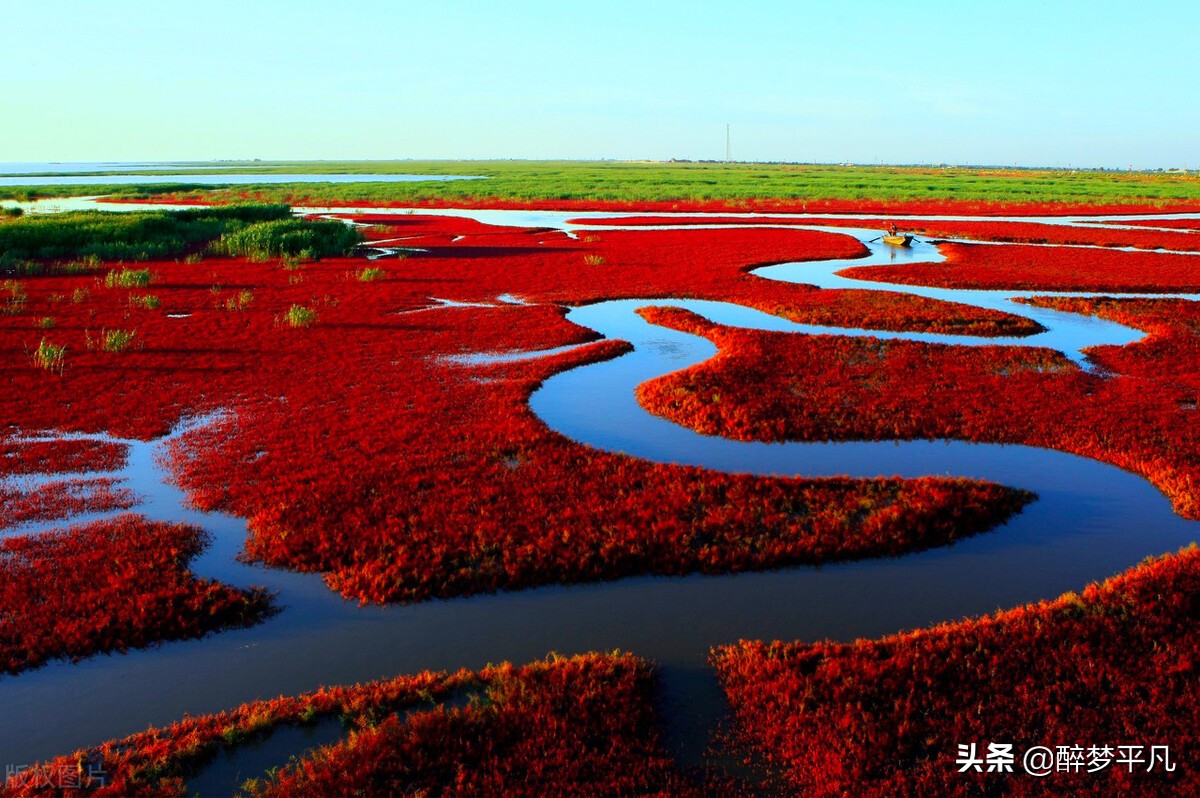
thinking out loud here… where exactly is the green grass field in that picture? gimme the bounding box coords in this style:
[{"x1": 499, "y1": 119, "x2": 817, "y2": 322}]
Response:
[
  {"x1": 3, "y1": 161, "x2": 1200, "y2": 207},
  {"x1": 0, "y1": 205, "x2": 357, "y2": 267}
]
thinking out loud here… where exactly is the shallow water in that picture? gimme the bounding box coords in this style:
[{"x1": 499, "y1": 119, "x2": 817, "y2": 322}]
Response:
[
  {"x1": 1, "y1": 204, "x2": 1199, "y2": 780},
  {"x1": 0, "y1": 162, "x2": 228, "y2": 175},
  {"x1": 184, "y1": 717, "x2": 347, "y2": 797}
]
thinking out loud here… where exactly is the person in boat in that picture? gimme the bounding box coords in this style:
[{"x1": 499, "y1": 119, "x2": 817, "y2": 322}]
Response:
[{"x1": 889, "y1": 224, "x2": 898, "y2": 235}]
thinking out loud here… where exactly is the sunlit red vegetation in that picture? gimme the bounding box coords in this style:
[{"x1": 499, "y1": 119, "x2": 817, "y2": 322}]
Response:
[
  {"x1": 0, "y1": 515, "x2": 271, "y2": 675},
  {"x1": 1, "y1": 667, "x2": 476, "y2": 797},
  {"x1": 634, "y1": 307, "x2": 1200, "y2": 518},
  {"x1": 243, "y1": 654, "x2": 717, "y2": 797},
  {"x1": 572, "y1": 215, "x2": 841, "y2": 226},
  {"x1": 179, "y1": 337, "x2": 1027, "y2": 602},
  {"x1": 0, "y1": 477, "x2": 135, "y2": 529},
  {"x1": 1100, "y1": 217, "x2": 1200, "y2": 230},
  {"x1": 4, "y1": 653, "x2": 720, "y2": 797},
  {"x1": 1017, "y1": 295, "x2": 1200, "y2": 393},
  {"x1": 330, "y1": 213, "x2": 521, "y2": 238},
  {"x1": 107, "y1": 194, "x2": 1200, "y2": 218},
  {"x1": 0, "y1": 216, "x2": 1030, "y2": 603},
  {"x1": 844, "y1": 241, "x2": 1200, "y2": 293},
  {"x1": 581, "y1": 215, "x2": 1200, "y2": 254},
  {"x1": 348, "y1": 214, "x2": 1038, "y2": 335},
  {"x1": 0, "y1": 438, "x2": 127, "y2": 476},
  {"x1": 713, "y1": 545, "x2": 1200, "y2": 796},
  {"x1": 849, "y1": 219, "x2": 1200, "y2": 252},
  {"x1": 753, "y1": 291, "x2": 1043, "y2": 337}
]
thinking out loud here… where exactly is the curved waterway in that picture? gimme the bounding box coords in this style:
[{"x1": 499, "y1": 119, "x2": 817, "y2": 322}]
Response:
[{"x1": 2, "y1": 205, "x2": 1199, "y2": 784}]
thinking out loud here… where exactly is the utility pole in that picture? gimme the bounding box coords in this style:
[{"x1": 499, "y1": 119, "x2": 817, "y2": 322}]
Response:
[{"x1": 725, "y1": 124, "x2": 732, "y2": 163}]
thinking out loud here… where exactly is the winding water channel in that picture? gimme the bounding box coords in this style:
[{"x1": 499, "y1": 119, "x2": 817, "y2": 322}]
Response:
[{"x1": 2, "y1": 201, "x2": 1199, "y2": 785}]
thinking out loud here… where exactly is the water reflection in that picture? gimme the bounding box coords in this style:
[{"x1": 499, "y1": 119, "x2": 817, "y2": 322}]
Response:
[{"x1": 1, "y1": 203, "x2": 1198, "y2": 776}]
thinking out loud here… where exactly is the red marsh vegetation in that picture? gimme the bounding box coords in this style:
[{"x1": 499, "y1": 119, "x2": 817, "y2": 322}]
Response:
[
  {"x1": 714, "y1": 545, "x2": 1200, "y2": 796},
  {"x1": 635, "y1": 306, "x2": 1200, "y2": 519},
  {"x1": 0, "y1": 439, "x2": 127, "y2": 475},
  {"x1": 0, "y1": 516, "x2": 271, "y2": 675},
  {"x1": 845, "y1": 242, "x2": 1200, "y2": 293},
  {"x1": 2, "y1": 217, "x2": 1030, "y2": 604},
  {"x1": 103, "y1": 194, "x2": 1200, "y2": 218},
  {"x1": 1099, "y1": 217, "x2": 1200, "y2": 230},
  {"x1": 3, "y1": 653, "x2": 723, "y2": 797},
  {"x1": 3, "y1": 202, "x2": 1198, "y2": 794},
  {"x1": 579, "y1": 215, "x2": 1200, "y2": 252},
  {"x1": 0, "y1": 477, "x2": 135, "y2": 529}
]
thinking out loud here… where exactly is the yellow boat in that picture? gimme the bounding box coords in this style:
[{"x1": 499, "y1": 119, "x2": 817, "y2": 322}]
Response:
[{"x1": 881, "y1": 233, "x2": 914, "y2": 247}]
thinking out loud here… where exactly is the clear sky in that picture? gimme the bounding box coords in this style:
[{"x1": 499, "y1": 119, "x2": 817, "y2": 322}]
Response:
[{"x1": 4, "y1": 0, "x2": 1197, "y2": 168}]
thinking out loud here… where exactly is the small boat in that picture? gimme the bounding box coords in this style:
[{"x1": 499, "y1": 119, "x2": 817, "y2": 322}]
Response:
[{"x1": 881, "y1": 233, "x2": 914, "y2": 247}]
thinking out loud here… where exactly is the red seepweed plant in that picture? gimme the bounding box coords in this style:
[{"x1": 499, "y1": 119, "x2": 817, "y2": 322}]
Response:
[
  {"x1": 634, "y1": 304, "x2": 1200, "y2": 519},
  {"x1": 0, "y1": 515, "x2": 271, "y2": 675},
  {"x1": 713, "y1": 545, "x2": 1200, "y2": 796},
  {"x1": 846, "y1": 241, "x2": 1200, "y2": 293},
  {"x1": 3, "y1": 653, "x2": 727, "y2": 797}
]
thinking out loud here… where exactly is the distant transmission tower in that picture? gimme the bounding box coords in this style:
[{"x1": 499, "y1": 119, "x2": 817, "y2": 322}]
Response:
[{"x1": 725, "y1": 124, "x2": 732, "y2": 163}]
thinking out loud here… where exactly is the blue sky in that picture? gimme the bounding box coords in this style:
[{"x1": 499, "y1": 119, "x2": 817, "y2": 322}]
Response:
[{"x1": 5, "y1": 0, "x2": 1197, "y2": 167}]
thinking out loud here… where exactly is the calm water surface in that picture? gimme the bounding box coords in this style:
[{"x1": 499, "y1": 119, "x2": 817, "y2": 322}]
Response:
[{"x1": 1, "y1": 203, "x2": 1198, "y2": 781}]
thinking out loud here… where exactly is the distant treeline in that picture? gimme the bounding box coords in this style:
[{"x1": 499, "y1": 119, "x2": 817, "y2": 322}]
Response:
[{"x1": 0, "y1": 204, "x2": 361, "y2": 266}]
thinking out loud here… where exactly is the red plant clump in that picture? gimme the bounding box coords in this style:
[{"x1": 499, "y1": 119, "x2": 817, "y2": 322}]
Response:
[
  {"x1": 574, "y1": 226, "x2": 1038, "y2": 336},
  {"x1": 104, "y1": 194, "x2": 1200, "y2": 218},
  {"x1": 842, "y1": 241, "x2": 1200, "y2": 293},
  {"x1": 243, "y1": 654, "x2": 715, "y2": 797},
  {"x1": 557, "y1": 225, "x2": 1035, "y2": 336},
  {"x1": 730, "y1": 216, "x2": 1200, "y2": 253},
  {"x1": 3, "y1": 653, "x2": 720, "y2": 797},
  {"x1": 0, "y1": 218, "x2": 1032, "y2": 603},
  {"x1": 580, "y1": 213, "x2": 1200, "y2": 252},
  {"x1": 0, "y1": 477, "x2": 135, "y2": 529},
  {"x1": 713, "y1": 544, "x2": 1200, "y2": 796},
  {"x1": 351, "y1": 217, "x2": 874, "y2": 306},
  {"x1": 0, "y1": 515, "x2": 271, "y2": 675},
  {"x1": 761, "y1": 290, "x2": 1044, "y2": 337},
  {"x1": 0, "y1": 218, "x2": 845, "y2": 391},
  {"x1": 2, "y1": 666, "x2": 478, "y2": 797},
  {"x1": 0, "y1": 438, "x2": 127, "y2": 476},
  {"x1": 860, "y1": 219, "x2": 1200, "y2": 252},
  {"x1": 571, "y1": 213, "x2": 873, "y2": 225},
  {"x1": 1100, "y1": 218, "x2": 1200, "y2": 230},
  {"x1": 325, "y1": 213, "x2": 524, "y2": 238},
  {"x1": 1016, "y1": 295, "x2": 1200, "y2": 393},
  {"x1": 634, "y1": 307, "x2": 1200, "y2": 518},
  {"x1": 580, "y1": 214, "x2": 1200, "y2": 254},
  {"x1": 175, "y1": 336, "x2": 1028, "y2": 603}
]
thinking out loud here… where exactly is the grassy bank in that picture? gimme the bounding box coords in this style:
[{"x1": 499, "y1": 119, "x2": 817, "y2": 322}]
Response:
[
  {"x1": 0, "y1": 205, "x2": 360, "y2": 267},
  {"x1": 3, "y1": 161, "x2": 1200, "y2": 207}
]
